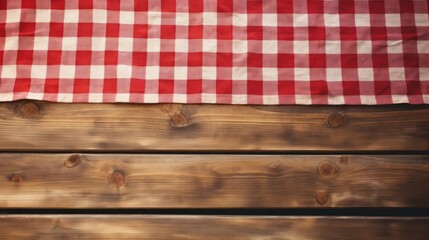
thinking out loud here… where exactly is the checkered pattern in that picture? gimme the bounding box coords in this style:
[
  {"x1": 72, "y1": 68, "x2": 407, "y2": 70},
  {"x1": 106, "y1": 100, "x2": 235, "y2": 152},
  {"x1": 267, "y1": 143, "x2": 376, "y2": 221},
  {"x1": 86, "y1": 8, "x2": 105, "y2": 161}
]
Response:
[{"x1": 0, "y1": 0, "x2": 428, "y2": 104}]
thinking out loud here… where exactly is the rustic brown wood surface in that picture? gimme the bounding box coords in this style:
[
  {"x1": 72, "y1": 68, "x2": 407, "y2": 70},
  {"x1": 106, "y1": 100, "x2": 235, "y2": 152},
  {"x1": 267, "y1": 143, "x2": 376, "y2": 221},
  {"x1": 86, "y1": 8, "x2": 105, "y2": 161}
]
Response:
[
  {"x1": 0, "y1": 101, "x2": 428, "y2": 151},
  {"x1": 1, "y1": 154, "x2": 428, "y2": 208},
  {"x1": 0, "y1": 215, "x2": 428, "y2": 240}
]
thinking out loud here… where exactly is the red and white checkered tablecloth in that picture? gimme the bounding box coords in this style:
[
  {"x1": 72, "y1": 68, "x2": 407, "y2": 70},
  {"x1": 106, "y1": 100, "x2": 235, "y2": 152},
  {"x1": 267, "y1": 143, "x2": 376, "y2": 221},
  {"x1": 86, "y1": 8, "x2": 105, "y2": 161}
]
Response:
[{"x1": 0, "y1": 0, "x2": 428, "y2": 104}]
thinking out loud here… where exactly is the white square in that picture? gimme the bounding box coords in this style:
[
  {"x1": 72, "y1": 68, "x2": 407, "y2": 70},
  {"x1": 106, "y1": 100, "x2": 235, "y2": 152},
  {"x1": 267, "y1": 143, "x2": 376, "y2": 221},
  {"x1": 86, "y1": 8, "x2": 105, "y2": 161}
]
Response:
[
  {"x1": 92, "y1": 37, "x2": 106, "y2": 51},
  {"x1": 263, "y1": 95, "x2": 279, "y2": 105},
  {"x1": 145, "y1": 66, "x2": 159, "y2": 80},
  {"x1": 173, "y1": 94, "x2": 187, "y2": 103},
  {"x1": 147, "y1": 38, "x2": 160, "y2": 52},
  {"x1": 263, "y1": 68, "x2": 278, "y2": 81},
  {"x1": 232, "y1": 95, "x2": 247, "y2": 104},
  {"x1": 361, "y1": 95, "x2": 377, "y2": 105},
  {"x1": 326, "y1": 68, "x2": 342, "y2": 82},
  {"x1": 392, "y1": 95, "x2": 408, "y2": 104},
  {"x1": 64, "y1": 10, "x2": 79, "y2": 23},
  {"x1": 232, "y1": 13, "x2": 247, "y2": 26},
  {"x1": 328, "y1": 96, "x2": 345, "y2": 105},
  {"x1": 0, "y1": 93, "x2": 13, "y2": 101},
  {"x1": 293, "y1": 14, "x2": 308, "y2": 27},
  {"x1": 120, "y1": 11, "x2": 134, "y2": 24},
  {"x1": 356, "y1": 40, "x2": 372, "y2": 54},
  {"x1": 117, "y1": 64, "x2": 132, "y2": 78},
  {"x1": 415, "y1": 14, "x2": 429, "y2": 27},
  {"x1": 202, "y1": 67, "x2": 216, "y2": 80},
  {"x1": 295, "y1": 95, "x2": 312, "y2": 104},
  {"x1": 89, "y1": 93, "x2": 103, "y2": 103},
  {"x1": 175, "y1": 39, "x2": 188, "y2": 52},
  {"x1": 324, "y1": 14, "x2": 340, "y2": 27},
  {"x1": 33, "y1": 37, "x2": 50, "y2": 51},
  {"x1": 263, "y1": 41, "x2": 278, "y2": 54},
  {"x1": 148, "y1": 12, "x2": 161, "y2": 25},
  {"x1": 294, "y1": 68, "x2": 310, "y2": 81},
  {"x1": 176, "y1": 13, "x2": 189, "y2": 26},
  {"x1": 118, "y1": 38, "x2": 134, "y2": 52},
  {"x1": 4, "y1": 36, "x2": 19, "y2": 50},
  {"x1": 202, "y1": 93, "x2": 216, "y2": 103},
  {"x1": 325, "y1": 41, "x2": 341, "y2": 54},
  {"x1": 389, "y1": 68, "x2": 406, "y2": 81},
  {"x1": 35, "y1": 9, "x2": 51, "y2": 22},
  {"x1": 233, "y1": 40, "x2": 247, "y2": 54},
  {"x1": 387, "y1": 40, "x2": 404, "y2": 54},
  {"x1": 90, "y1": 65, "x2": 104, "y2": 79},
  {"x1": 385, "y1": 14, "x2": 401, "y2": 27},
  {"x1": 31, "y1": 65, "x2": 47, "y2": 79},
  {"x1": 26, "y1": 92, "x2": 44, "y2": 100},
  {"x1": 143, "y1": 94, "x2": 158, "y2": 103},
  {"x1": 232, "y1": 67, "x2": 247, "y2": 80},
  {"x1": 294, "y1": 41, "x2": 309, "y2": 54},
  {"x1": 417, "y1": 41, "x2": 429, "y2": 53},
  {"x1": 57, "y1": 93, "x2": 73, "y2": 102},
  {"x1": 202, "y1": 39, "x2": 217, "y2": 52},
  {"x1": 174, "y1": 67, "x2": 188, "y2": 80},
  {"x1": 59, "y1": 65, "x2": 76, "y2": 79},
  {"x1": 420, "y1": 68, "x2": 429, "y2": 80},
  {"x1": 116, "y1": 93, "x2": 130, "y2": 102},
  {"x1": 62, "y1": 37, "x2": 78, "y2": 51},
  {"x1": 6, "y1": 9, "x2": 21, "y2": 22},
  {"x1": 1, "y1": 65, "x2": 17, "y2": 78},
  {"x1": 355, "y1": 14, "x2": 370, "y2": 26},
  {"x1": 203, "y1": 12, "x2": 217, "y2": 25},
  {"x1": 263, "y1": 14, "x2": 277, "y2": 26},
  {"x1": 93, "y1": 9, "x2": 107, "y2": 24},
  {"x1": 358, "y1": 68, "x2": 374, "y2": 81}
]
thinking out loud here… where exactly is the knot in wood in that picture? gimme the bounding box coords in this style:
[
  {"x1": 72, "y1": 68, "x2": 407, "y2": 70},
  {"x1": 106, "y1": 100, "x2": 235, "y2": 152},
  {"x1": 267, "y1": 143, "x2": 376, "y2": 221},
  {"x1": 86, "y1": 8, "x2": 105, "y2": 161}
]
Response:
[
  {"x1": 108, "y1": 171, "x2": 125, "y2": 187},
  {"x1": 318, "y1": 162, "x2": 339, "y2": 179},
  {"x1": 326, "y1": 112, "x2": 345, "y2": 128},
  {"x1": 19, "y1": 101, "x2": 40, "y2": 118},
  {"x1": 170, "y1": 113, "x2": 188, "y2": 128},
  {"x1": 315, "y1": 191, "x2": 329, "y2": 205},
  {"x1": 64, "y1": 155, "x2": 81, "y2": 168},
  {"x1": 10, "y1": 174, "x2": 23, "y2": 183}
]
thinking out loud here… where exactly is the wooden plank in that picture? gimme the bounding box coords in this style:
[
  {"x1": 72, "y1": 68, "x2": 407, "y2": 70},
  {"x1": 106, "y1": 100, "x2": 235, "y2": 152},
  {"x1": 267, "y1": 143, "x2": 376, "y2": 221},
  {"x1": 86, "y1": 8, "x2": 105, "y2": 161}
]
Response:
[
  {"x1": 0, "y1": 101, "x2": 428, "y2": 151},
  {"x1": 1, "y1": 154, "x2": 428, "y2": 208},
  {"x1": 0, "y1": 215, "x2": 428, "y2": 239}
]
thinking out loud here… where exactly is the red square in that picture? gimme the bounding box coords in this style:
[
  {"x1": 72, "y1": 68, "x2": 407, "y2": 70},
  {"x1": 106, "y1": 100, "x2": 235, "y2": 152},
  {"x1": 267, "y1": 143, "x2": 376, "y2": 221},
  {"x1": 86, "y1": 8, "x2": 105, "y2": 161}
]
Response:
[
  {"x1": 308, "y1": 27, "x2": 325, "y2": 40},
  {"x1": 132, "y1": 52, "x2": 147, "y2": 66},
  {"x1": 216, "y1": 52, "x2": 233, "y2": 67},
  {"x1": 130, "y1": 78, "x2": 145, "y2": 93},
  {"x1": 187, "y1": 80, "x2": 202, "y2": 94},
  {"x1": 277, "y1": 0, "x2": 293, "y2": 13},
  {"x1": 134, "y1": 0, "x2": 148, "y2": 11},
  {"x1": 134, "y1": 24, "x2": 148, "y2": 38},
  {"x1": 309, "y1": 54, "x2": 326, "y2": 68},
  {"x1": 278, "y1": 54, "x2": 294, "y2": 68},
  {"x1": 51, "y1": 0, "x2": 65, "y2": 9},
  {"x1": 107, "y1": 1, "x2": 120, "y2": 10},
  {"x1": 79, "y1": 0, "x2": 93, "y2": 9},
  {"x1": 45, "y1": 79, "x2": 60, "y2": 93},
  {"x1": 247, "y1": 53, "x2": 263, "y2": 67},
  {"x1": 78, "y1": 23, "x2": 93, "y2": 37},
  {"x1": 105, "y1": 51, "x2": 118, "y2": 65},
  {"x1": 49, "y1": 23, "x2": 64, "y2": 37},
  {"x1": 189, "y1": 0, "x2": 203, "y2": 12},
  {"x1": 103, "y1": 79, "x2": 117, "y2": 93},
  {"x1": 248, "y1": 80, "x2": 263, "y2": 95},
  {"x1": 247, "y1": 0, "x2": 262, "y2": 13},
  {"x1": 310, "y1": 80, "x2": 328, "y2": 95},
  {"x1": 307, "y1": 1, "x2": 324, "y2": 14},
  {"x1": 106, "y1": 23, "x2": 120, "y2": 37},
  {"x1": 189, "y1": 25, "x2": 203, "y2": 39},
  {"x1": 247, "y1": 26, "x2": 263, "y2": 40},
  {"x1": 159, "y1": 52, "x2": 175, "y2": 66},
  {"x1": 278, "y1": 80, "x2": 295, "y2": 94},
  {"x1": 159, "y1": 80, "x2": 174, "y2": 94},
  {"x1": 368, "y1": 1, "x2": 385, "y2": 14},
  {"x1": 277, "y1": 27, "x2": 294, "y2": 40},
  {"x1": 47, "y1": 50, "x2": 62, "y2": 65},
  {"x1": 217, "y1": 0, "x2": 233, "y2": 12},
  {"x1": 341, "y1": 54, "x2": 358, "y2": 68},
  {"x1": 343, "y1": 81, "x2": 361, "y2": 95},
  {"x1": 76, "y1": 51, "x2": 92, "y2": 65},
  {"x1": 340, "y1": 27, "x2": 357, "y2": 40},
  {"x1": 339, "y1": 1, "x2": 355, "y2": 14},
  {"x1": 21, "y1": 1, "x2": 36, "y2": 8},
  {"x1": 19, "y1": 22, "x2": 36, "y2": 36},
  {"x1": 14, "y1": 78, "x2": 31, "y2": 92},
  {"x1": 161, "y1": 25, "x2": 176, "y2": 39},
  {"x1": 16, "y1": 50, "x2": 33, "y2": 65},
  {"x1": 188, "y1": 52, "x2": 202, "y2": 66},
  {"x1": 371, "y1": 54, "x2": 389, "y2": 68},
  {"x1": 74, "y1": 79, "x2": 90, "y2": 93},
  {"x1": 0, "y1": 23, "x2": 6, "y2": 37},
  {"x1": 404, "y1": 53, "x2": 419, "y2": 68},
  {"x1": 161, "y1": 0, "x2": 176, "y2": 12},
  {"x1": 370, "y1": 27, "x2": 387, "y2": 41},
  {"x1": 374, "y1": 81, "x2": 391, "y2": 95},
  {"x1": 217, "y1": 26, "x2": 232, "y2": 40},
  {"x1": 216, "y1": 80, "x2": 232, "y2": 94}
]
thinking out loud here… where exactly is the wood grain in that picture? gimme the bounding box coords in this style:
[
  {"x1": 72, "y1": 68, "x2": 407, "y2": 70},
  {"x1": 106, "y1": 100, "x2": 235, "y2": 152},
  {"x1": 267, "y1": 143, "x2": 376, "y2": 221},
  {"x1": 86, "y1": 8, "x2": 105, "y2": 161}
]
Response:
[
  {"x1": 0, "y1": 215, "x2": 428, "y2": 239},
  {"x1": 1, "y1": 154, "x2": 428, "y2": 208},
  {"x1": 0, "y1": 101, "x2": 428, "y2": 151}
]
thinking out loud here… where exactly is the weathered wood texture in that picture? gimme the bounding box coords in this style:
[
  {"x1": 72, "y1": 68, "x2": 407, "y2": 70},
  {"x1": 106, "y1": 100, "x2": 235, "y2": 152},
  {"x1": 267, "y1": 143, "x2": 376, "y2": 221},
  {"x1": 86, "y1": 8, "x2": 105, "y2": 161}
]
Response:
[
  {"x1": 1, "y1": 154, "x2": 428, "y2": 208},
  {"x1": 0, "y1": 101, "x2": 428, "y2": 151},
  {"x1": 0, "y1": 215, "x2": 428, "y2": 240}
]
